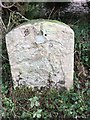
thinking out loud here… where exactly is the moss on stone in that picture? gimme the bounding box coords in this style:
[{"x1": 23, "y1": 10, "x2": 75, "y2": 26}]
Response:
[{"x1": 10, "y1": 19, "x2": 69, "y2": 32}]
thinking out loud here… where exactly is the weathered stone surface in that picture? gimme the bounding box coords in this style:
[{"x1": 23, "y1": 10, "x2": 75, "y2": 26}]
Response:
[{"x1": 6, "y1": 20, "x2": 74, "y2": 90}]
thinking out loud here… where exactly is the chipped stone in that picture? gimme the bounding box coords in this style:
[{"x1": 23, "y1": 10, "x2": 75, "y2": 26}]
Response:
[{"x1": 6, "y1": 20, "x2": 74, "y2": 90}]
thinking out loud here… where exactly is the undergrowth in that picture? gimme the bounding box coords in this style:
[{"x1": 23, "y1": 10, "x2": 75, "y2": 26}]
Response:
[{"x1": 1, "y1": 2, "x2": 90, "y2": 120}]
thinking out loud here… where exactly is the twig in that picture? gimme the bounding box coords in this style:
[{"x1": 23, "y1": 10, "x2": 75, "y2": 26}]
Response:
[
  {"x1": 0, "y1": 54, "x2": 9, "y2": 61},
  {"x1": 0, "y1": 16, "x2": 6, "y2": 31},
  {"x1": 15, "y1": 12, "x2": 30, "y2": 21},
  {"x1": 48, "y1": 6, "x2": 55, "y2": 20},
  {"x1": 0, "y1": 1, "x2": 15, "y2": 9},
  {"x1": 7, "y1": 12, "x2": 12, "y2": 28}
]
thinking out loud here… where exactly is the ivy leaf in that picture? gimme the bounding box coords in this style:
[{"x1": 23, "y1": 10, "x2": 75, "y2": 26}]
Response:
[
  {"x1": 31, "y1": 101, "x2": 35, "y2": 108},
  {"x1": 36, "y1": 109, "x2": 42, "y2": 118},
  {"x1": 38, "y1": 109, "x2": 42, "y2": 112},
  {"x1": 35, "y1": 101, "x2": 40, "y2": 107},
  {"x1": 33, "y1": 96, "x2": 39, "y2": 101},
  {"x1": 37, "y1": 113, "x2": 41, "y2": 118},
  {"x1": 28, "y1": 98, "x2": 32, "y2": 101},
  {"x1": 33, "y1": 112, "x2": 36, "y2": 118},
  {"x1": 33, "y1": 109, "x2": 42, "y2": 118},
  {"x1": 6, "y1": 101, "x2": 10, "y2": 107}
]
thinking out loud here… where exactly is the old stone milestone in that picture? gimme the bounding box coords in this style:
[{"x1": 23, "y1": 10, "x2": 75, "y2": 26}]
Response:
[{"x1": 6, "y1": 20, "x2": 74, "y2": 90}]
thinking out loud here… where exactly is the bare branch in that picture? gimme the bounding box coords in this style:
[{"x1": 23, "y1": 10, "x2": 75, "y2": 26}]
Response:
[
  {"x1": 48, "y1": 6, "x2": 55, "y2": 20},
  {"x1": 0, "y1": 1, "x2": 15, "y2": 9},
  {"x1": 0, "y1": 16, "x2": 6, "y2": 31}
]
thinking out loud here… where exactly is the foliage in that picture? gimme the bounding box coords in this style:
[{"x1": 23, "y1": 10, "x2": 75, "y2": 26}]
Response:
[
  {"x1": 2, "y1": 86, "x2": 90, "y2": 120},
  {"x1": 1, "y1": 2, "x2": 90, "y2": 120},
  {"x1": 2, "y1": 96, "x2": 15, "y2": 119}
]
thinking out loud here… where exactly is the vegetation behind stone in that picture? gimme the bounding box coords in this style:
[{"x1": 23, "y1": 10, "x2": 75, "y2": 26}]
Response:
[{"x1": 1, "y1": 2, "x2": 90, "y2": 120}]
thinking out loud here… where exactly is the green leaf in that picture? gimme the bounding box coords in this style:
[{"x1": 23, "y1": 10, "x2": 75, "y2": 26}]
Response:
[
  {"x1": 35, "y1": 101, "x2": 40, "y2": 107},
  {"x1": 5, "y1": 101, "x2": 10, "y2": 107},
  {"x1": 21, "y1": 112, "x2": 26, "y2": 118},
  {"x1": 31, "y1": 101, "x2": 35, "y2": 108},
  {"x1": 33, "y1": 96, "x2": 39, "y2": 101},
  {"x1": 37, "y1": 109, "x2": 42, "y2": 114},
  {"x1": 28, "y1": 98, "x2": 32, "y2": 101},
  {"x1": 33, "y1": 109, "x2": 42, "y2": 118},
  {"x1": 37, "y1": 113, "x2": 41, "y2": 118},
  {"x1": 33, "y1": 112, "x2": 36, "y2": 118}
]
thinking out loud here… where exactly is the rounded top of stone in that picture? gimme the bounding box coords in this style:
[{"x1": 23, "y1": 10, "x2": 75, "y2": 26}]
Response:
[{"x1": 6, "y1": 19, "x2": 74, "y2": 36}]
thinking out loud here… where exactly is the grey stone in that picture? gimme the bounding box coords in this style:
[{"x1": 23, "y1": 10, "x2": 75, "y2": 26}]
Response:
[{"x1": 6, "y1": 20, "x2": 74, "y2": 90}]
